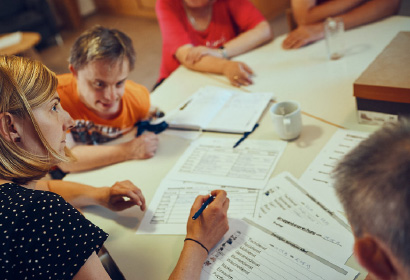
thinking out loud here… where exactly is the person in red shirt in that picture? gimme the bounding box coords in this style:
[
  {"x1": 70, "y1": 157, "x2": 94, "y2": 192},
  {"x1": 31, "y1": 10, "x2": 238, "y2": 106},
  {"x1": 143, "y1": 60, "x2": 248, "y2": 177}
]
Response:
[
  {"x1": 155, "y1": 0, "x2": 273, "y2": 88},
  {"x1": 283, "y1": 0, "x2": 401, "y2": 49}
]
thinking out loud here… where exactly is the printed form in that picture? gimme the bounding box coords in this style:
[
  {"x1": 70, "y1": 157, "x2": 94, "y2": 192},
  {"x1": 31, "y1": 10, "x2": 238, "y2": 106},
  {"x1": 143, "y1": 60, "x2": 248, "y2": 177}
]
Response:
[
  {"x1": 300, "y1": 129, "x2": 369, "y2": 214},
  {"x1": 201, "y1": 218, "x2": 358, "y2": 280},
  {"x1": 258, "y1": 213, "x2": 353, "y2": 264},
  {"x1": 166, "y1": 137, "x2": 287, "y2": 189},
  {"x1": 256, "y1": 172, "x2": 354, "y2": 263},
  {"x1": 257, "y1": 172, "x2": 349, "y2": 230},
  {"x1": 137, "y1": 179, "x2": 261, "y2": 234}
]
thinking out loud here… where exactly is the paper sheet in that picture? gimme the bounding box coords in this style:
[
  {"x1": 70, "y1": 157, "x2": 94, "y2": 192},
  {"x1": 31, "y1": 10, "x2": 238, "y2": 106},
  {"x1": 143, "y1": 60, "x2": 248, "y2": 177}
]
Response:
[
  {"x1": 201, "y1": 218, "x2": 358, "y2": 280},
  {"x1": 256, "y1": 172, "x2": 351, "y2": 232},
  {"x1": 258, "y1": 212, "x2": 354, "y2": 264},
  {"x1": 300, "y1": 129, "x2": 369, "y2": 214},
  {"x1": 137, "y1": 179, "x2": 261, "y2": 234},
  {"x1": 166, "y1": 137, "x2": 287, "y2": 189}
]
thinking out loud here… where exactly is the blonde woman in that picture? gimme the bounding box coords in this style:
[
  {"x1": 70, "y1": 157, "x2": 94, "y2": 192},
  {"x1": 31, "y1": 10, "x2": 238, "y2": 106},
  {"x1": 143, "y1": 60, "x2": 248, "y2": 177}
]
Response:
[{"x1": 0, "y1": 55, "x2": 229, "y2": 279}]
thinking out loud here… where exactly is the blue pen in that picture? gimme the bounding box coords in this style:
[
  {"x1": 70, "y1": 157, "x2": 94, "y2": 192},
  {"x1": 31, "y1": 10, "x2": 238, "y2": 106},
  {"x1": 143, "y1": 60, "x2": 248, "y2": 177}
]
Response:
[
  {"x1": 192, "y1": 195, "x2": 215, "y2": 220},
  {"x1": 233, "y1": 123, "x2": 259, "y2": 148}
]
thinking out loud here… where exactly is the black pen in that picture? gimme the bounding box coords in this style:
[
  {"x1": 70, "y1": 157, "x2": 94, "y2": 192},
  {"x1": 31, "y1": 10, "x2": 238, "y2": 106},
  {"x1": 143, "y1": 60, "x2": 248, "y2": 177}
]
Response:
[
  {"x1": 179, "y1": 99, "x2": 192, "y2": 110},
  {"x1": 192, "y1": 195, "x2": 215, "y2": 220},
  {"x1": 233, "y1": 123, "x2": 259, "y2": 148}
]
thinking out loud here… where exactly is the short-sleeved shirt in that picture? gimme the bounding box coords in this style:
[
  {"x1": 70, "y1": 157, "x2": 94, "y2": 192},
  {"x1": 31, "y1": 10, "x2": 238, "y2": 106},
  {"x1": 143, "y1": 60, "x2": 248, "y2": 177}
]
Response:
[
  {"x1": 0, "y1": 182, "x2": 108, "y2": 279},
  {"x1": 57, "y1": 73, "x2": 151, "y2": 144},
  {"x1": 156, "y1": 0, "x2": 266, "y2": 81}
]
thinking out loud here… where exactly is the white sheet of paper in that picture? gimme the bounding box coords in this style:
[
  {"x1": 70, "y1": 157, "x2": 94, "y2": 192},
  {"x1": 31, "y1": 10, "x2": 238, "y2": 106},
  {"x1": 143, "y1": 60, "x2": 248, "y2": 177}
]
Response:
[
  {"x1": 137, "y1": 179, "x2": 261, "y2": 234},
  {"x1": 258, "y1": 212, "x2": 354, "y2": 264},
  {"x1": 167, "y1": 87, "x2": 230, "y2": 130},
  {"x1": 300, "y1": 129, "x2": 369, "y2": 214},
  {"x1": 166, "y1": 137, "x2": 287, "y2": 189},
  {"x1": 201, "y1": 218, "x2": 358, "y2": 280},
  {"x1": 257, "y1": 172, "x2": 351, "y2": 232},
  {"x1": 163, "y1": 129, "x2": 201, "y2": 140}
]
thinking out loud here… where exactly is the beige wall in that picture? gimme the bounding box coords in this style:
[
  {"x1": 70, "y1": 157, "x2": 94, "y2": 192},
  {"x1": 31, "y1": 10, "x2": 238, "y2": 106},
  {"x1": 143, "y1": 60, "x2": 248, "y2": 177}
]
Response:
[{"x1": 78, "y1": 0, "x2": 96, "y2": 16}]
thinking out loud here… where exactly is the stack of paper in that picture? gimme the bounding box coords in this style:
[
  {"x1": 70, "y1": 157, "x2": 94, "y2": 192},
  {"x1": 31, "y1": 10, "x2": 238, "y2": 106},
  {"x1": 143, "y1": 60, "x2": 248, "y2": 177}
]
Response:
[
  {"x1": 138, "y1": 92, "x2": 367, "y2": 279},
  {"x1": 201, "y1": 172, "x2": 359, "y2": 280},
  {"x1": 201, "y1": 218, "x2": 358, "y2": 280},
  {"x1": 300, "y1": 129, "x2": 370, "y2": 215}
]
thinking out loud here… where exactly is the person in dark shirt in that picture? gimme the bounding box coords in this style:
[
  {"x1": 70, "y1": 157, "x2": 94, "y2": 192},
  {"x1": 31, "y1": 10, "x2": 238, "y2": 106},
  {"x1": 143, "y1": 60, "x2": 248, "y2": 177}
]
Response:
[{"x1": 0, "y1": 55, "x2": 229, "y2": 279}]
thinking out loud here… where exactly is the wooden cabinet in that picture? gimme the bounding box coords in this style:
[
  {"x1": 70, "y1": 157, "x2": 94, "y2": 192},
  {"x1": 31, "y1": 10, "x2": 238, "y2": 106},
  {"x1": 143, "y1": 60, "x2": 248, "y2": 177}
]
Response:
[
  {"x1": 93, "y1": 0, "x2": 289, "y2": 20},
  {"x1": 93, "y1": 0, "x2": 156, "y2": 19},
  {"x1": 52, "y1": 0, "x2": 84, "y2": 29},
  {"x1": 250, "y1": 0, "x2": 290, "y2": 20}
]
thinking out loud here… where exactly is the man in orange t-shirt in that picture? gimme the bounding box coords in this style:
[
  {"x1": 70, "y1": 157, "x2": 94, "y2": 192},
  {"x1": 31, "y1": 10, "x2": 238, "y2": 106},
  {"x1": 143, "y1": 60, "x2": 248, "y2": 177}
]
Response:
[{"x1": 56, "y1": 26, "x2": 159, "y2": 174}]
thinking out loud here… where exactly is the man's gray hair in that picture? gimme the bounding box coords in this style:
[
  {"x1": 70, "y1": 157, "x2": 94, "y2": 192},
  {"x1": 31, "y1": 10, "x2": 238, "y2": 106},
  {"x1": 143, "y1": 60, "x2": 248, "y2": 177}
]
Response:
[{"x1": 334, "y1": 118, "x2": 410, "y2": 271}]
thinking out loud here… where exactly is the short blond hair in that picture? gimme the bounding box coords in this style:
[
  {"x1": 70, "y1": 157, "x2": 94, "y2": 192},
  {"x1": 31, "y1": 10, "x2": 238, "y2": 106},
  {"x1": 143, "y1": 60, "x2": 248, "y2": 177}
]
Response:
[
  {"x1": 69, "y1": 25, "x2": 136, "y2": 71},
  {"x1": 0, "y1": 56, "x2": 71, "y2": 185}
]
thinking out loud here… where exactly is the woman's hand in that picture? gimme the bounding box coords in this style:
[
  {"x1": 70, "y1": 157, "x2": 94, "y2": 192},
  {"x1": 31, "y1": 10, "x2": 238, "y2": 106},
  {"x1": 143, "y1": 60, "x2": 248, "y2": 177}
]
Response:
[
  {"x1": 186, "y1": 190, "x2": 230, "y2": 251},
  {"x1": 282, "y1": 23, "x2": 324, "y2": 49},
  {"x1": 169, "y1": 190, "x2": 229, "y2": 280},
  {"x1": 102, "y1": 180, "x2": 146, "y2": 212},
  {"x1": 223, "y1": 61, "x2": 254, "y2": 87}
]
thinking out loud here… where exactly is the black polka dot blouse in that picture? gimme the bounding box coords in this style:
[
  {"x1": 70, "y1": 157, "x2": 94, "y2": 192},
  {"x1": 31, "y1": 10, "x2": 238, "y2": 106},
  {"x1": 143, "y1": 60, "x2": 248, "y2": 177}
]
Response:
[{"x1": 0, "y1": 182, "x2": 108, "y2": 279}]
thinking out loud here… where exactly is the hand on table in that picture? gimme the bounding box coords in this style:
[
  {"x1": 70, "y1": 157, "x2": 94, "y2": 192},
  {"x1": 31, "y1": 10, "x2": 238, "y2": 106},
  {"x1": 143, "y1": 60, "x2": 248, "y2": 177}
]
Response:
[
  {"x1": 282, "y1": 24, "x2": 324, "y2": 49},
  {"x1": 122, "y1": 132, "x2": 159, "y2": 160},
  {"x1": 186, "y1": 190, "x2": 230, "y2": 252},
  {"x1": 102, "y1": 180, "x2": 146, "y2": 211},
  {"x1": 223, "y1": 61, "x2": 254, "y2": 87}
]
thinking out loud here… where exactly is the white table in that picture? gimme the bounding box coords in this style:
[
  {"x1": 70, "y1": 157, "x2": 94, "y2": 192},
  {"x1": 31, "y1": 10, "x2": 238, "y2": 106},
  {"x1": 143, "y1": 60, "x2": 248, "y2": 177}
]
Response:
[{"x1": 65, "y1": 16, "x2": 410, "y2": 280}]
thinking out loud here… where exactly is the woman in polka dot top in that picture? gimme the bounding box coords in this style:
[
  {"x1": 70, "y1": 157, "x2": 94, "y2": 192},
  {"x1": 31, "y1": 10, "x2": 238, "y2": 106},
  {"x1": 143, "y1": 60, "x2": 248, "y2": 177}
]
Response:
[
  {"x1": 0, "y1": 55, "x2": 148, "y2": 279},
  {"x1": 0, "y1": 55, "x2": 229, "y2": 279}
]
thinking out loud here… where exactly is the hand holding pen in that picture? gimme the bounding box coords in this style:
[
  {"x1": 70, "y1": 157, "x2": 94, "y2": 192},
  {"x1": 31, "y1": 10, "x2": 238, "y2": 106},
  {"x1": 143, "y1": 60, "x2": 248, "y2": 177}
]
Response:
[
  {"x1": 192, "y1": 195, "x2": 215, "y2": 220},
  {"x1": 185, "y1": 190, "x2": 230, "y2": 254}
]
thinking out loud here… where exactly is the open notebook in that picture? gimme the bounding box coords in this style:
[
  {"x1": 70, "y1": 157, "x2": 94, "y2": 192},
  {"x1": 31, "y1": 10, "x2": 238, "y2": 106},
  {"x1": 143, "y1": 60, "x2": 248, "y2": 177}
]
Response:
[{"x1": 165, "y1": 86, "x2": 274, "y2": 134}]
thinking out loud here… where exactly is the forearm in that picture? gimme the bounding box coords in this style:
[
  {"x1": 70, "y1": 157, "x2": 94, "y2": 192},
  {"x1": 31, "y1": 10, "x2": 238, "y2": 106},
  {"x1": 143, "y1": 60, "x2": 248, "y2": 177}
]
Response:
[
  {"x1": 223, "y1": 21, "x2": 273, "y2": 58},
  {"x1": 293, "y1": 0, "x2": 366, "y2": 25},
  {"x1": 38, "y1": 180, "x2": 108, "y2": 208},
  {"x1": 294, "y1": 0, "x2": 400, "y2": 26},
  {"x1": 339, "y1": 0, "x2": 401, "y2": 30},
  {"x1": 177, "y1": 51, "x2": 230, "y2": 75},
  {"x1": 169, "y1": 242, "x2": 208, "y2": 280},
  {"x1": 59, "y1": 144, "x2": 128, "y2": 173}
]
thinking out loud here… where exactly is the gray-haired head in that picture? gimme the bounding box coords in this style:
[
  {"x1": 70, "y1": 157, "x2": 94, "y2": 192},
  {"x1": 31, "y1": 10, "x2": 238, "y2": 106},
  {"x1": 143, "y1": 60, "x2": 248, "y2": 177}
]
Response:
[{"x1": 334, "y1": 118, "x2": 410, "y2": 272}]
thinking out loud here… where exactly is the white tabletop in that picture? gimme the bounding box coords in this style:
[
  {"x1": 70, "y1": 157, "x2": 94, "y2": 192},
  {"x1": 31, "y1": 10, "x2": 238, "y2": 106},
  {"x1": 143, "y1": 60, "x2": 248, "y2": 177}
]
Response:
[{"x1": 65, "y1": 16, "x2": 410, "y2": 280}]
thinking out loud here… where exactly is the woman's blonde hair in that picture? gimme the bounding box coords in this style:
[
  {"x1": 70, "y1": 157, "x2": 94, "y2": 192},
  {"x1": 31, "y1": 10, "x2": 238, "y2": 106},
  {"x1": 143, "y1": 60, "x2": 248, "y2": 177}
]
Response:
[{"x1": 0, "y1": 55, "x2": 71, "y2": 185}]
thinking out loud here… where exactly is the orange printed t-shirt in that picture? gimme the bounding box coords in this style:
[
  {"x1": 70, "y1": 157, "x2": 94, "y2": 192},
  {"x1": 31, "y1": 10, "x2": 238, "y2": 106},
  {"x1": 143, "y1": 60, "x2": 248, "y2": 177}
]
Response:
[{"x1": 57, "y1": 73, "x2": 150, "y2": 145}]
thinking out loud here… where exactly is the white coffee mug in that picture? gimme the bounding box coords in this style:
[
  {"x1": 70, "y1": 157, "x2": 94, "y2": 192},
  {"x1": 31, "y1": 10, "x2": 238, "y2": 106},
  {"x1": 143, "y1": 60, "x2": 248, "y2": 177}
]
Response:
[{"x1": 270, "y1": 101, "x2": 302, "y2": 140}]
